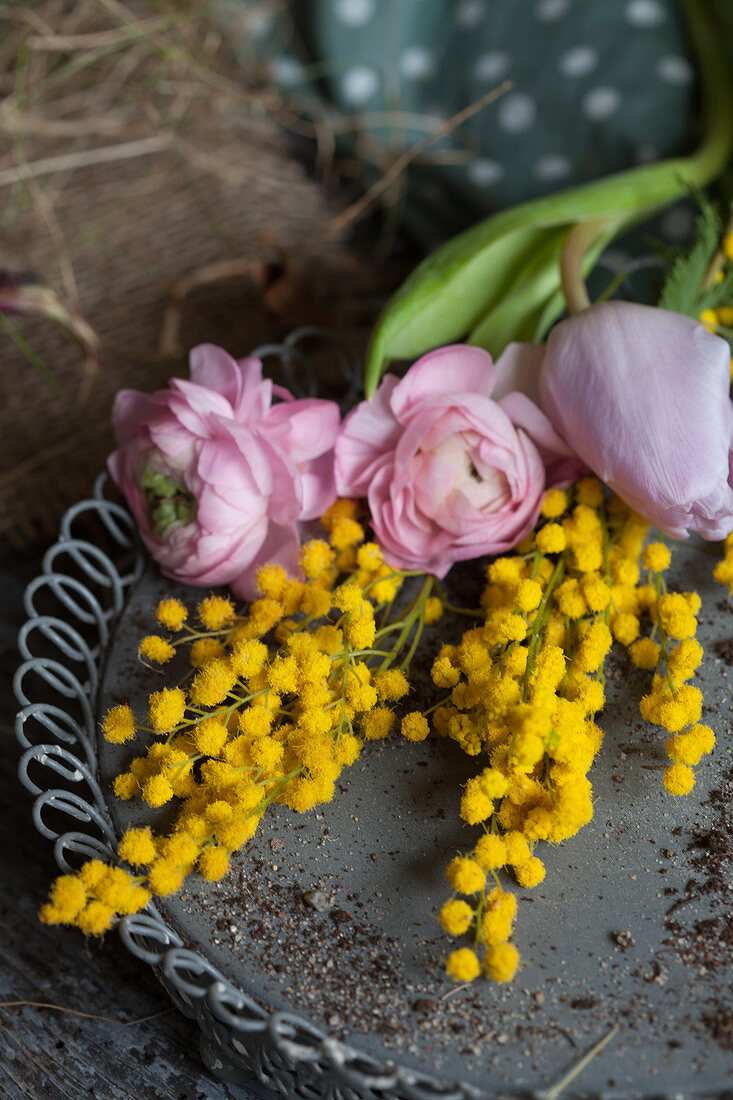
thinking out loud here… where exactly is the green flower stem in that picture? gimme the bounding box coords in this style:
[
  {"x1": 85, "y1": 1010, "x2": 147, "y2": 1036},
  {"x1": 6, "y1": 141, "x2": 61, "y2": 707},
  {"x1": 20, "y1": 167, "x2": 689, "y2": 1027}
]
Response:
[
  {"x1": 255, "y1": 766, "x2": 305, "y2": 813},
  {"x1": 360, "y1": 569, "x2": 424, "y2": 596},
  {"x1": 168, "y1": 689, "x2": 269, "y2": 734},
  {"x1": 421, "y1": 695, "x2": 451, "y2": 718},
  {"x1": 650, "y1": 568, "x2": 678, "y2": 696},
  {"x1": 177, "y1": 628, "x2": 235, "y2": 644},
  {"x1": 378, "y1": 575, "x2": 435, "y2": 673},
  {"x1": 521, "y1": 556, "x2": 566, "y2": 701},
  {"x1": 399, "y1": 609, "x2": 426, "y2": 672},
  {"x1": 373, "y1": 622, "x2": 411, "y2": 640},
  {"x1": 440, "y1": 602, "x2": 482, "y2": 618},
  {"x1": 560, "y1": 218, "x2": 607, "y2": 315},
  {"x1": 329, "y1": 648, "x2": 395, "y2": 661},
  {"x1": 364, "y1": 0, "x2": 733, "y2": 395}
]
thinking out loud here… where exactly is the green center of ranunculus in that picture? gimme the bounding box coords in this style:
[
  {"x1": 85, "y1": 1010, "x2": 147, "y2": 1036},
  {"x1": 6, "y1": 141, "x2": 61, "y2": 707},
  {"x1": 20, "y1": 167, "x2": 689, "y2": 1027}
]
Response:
[{"x1": 139, "y1": 465, "x2": 196, "y2": 535}]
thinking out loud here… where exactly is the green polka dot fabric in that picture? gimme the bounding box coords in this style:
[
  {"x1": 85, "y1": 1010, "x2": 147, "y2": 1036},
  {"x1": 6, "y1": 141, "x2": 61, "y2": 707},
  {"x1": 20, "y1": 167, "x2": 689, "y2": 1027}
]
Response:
[{"x1": 219, "y1": 0, "x2": 697, "y2": 248}]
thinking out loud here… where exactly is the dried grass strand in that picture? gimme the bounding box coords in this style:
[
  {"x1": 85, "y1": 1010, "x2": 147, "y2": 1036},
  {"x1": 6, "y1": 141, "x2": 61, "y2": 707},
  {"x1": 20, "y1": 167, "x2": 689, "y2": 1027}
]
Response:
[
  {"x1": 0, "y1": 107, "x2": 133, "y2": 137},
  {"x1": 322, "y1": 81, "x2": 512, "y2": 239},
  {"x1": 0, "y1": 134, "x2": 171, "y2": 188},
  {"x1": 0, "y1": 1000, "x2": 175, "y2": 1027},
  {"x1": 27, "y1": 20, "x2": 167, "y2": 51}
]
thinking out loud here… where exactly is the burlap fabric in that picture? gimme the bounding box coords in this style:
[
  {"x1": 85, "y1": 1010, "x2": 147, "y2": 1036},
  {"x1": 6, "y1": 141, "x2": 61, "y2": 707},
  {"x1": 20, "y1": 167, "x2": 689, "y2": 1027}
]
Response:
[{"x1": 0, "y1": 6, "x2": 378, "y2": 550}]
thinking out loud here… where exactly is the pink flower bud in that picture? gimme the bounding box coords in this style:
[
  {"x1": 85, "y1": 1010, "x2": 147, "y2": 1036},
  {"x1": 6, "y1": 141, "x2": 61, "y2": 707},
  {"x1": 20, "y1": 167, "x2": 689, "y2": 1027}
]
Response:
[{"x1": 538, "y1": 302, "x2": 733, "y2": 539}]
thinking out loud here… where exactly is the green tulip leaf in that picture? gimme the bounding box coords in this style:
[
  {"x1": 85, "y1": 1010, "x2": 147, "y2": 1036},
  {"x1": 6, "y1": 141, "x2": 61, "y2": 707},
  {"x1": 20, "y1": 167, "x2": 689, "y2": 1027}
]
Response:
[{"x1": 363, "y1": 0, "x2": 732, "y2": 397}]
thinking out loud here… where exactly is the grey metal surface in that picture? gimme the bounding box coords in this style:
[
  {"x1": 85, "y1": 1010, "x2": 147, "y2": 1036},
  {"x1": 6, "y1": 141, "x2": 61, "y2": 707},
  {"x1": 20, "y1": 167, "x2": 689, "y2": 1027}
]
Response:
[
  {"x1": 15, "y1": 476, "x2": 733, "y2": 1099},
  {"x1": 100, "y1": 551, "x2": 733, "y2": 1100}
]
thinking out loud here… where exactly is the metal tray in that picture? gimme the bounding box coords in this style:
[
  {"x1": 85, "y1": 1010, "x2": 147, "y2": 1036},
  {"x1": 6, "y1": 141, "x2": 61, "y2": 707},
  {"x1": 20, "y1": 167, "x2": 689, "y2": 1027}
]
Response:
[{"x1": 13, "y1": 338, "x2": 733, "y2": 1100}]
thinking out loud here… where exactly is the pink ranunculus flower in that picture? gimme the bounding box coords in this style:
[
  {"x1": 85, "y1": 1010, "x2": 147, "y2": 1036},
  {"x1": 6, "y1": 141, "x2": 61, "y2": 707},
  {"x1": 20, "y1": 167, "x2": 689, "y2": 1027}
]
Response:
[
  {"x1": 537, "y1": 302, "x2": 733, "y2": 540},
  {"x1": 108, "y1": 344, "x2": 340, "y2": 597},
  {"x1": 335, "y1": 344, "x2": 583, "y2": 577}
]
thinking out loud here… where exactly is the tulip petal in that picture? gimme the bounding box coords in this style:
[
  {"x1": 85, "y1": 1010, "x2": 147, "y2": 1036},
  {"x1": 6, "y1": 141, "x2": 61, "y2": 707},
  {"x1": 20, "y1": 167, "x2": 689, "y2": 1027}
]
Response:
[
  {"x1": 539, "y1": 301, "x2": 733, "y2": 538},
  {"x1": 492, "y1": 342, "x2": 545, "y2": 406}
]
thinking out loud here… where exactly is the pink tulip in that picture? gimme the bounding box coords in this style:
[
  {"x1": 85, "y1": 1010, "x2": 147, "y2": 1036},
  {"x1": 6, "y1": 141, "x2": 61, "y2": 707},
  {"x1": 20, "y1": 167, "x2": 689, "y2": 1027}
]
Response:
[
  {"x1": 537, "y1": 302, "x2": 733, "y2": 539},
  {"x1": 108, "y1": 344, "x2": 340, "y2": 597},
  {"x1": 335, "y1": 344, "x2": 583, "y2": 577}
]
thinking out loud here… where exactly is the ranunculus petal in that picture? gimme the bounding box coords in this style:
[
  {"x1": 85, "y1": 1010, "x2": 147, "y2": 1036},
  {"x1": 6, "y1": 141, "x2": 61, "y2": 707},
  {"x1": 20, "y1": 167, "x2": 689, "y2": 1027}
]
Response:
[
  {"x1": 229, "y1": 521, "x2": 302, "y2": 599},
  {"x1": 189, "y1": 343, "x2": 246, "y2": 405},
  {"x1": 168, "y1": 377, "x2": 236, "y2": 426},
  {"x1": 265, "y1": 398, "x2": 341, "y2": 466},
  {"x1": 263, "y1": 397, "x2": 339, "y2": 519},
  {"x1": 335, "y1": 374, "x2": 402, "y2": 497},
  {"x1": 482, "y1": 341, "x2": 587, "y2": 486},
  {"x1": 408, "y1": 398, "x2": 518, "y2": 466},
  {"x1": 196, "y1": 432, "x2": 265, "y2": 493},
  {"x1": 111, "y1": 389, "x2": 165, "y2": 443},
  {"x1": 146, "y1": 408, "x2": 200, "y2": 469},
  {"x1": 189, "y1": 345, "x2": 274, "y2": 423},
  {"x1": 498, "y1": 391, "x2": 587, "y2": 487},
  {"x1": 297, "y1": 451, "x2": 338, "y2": 520},
  {"x1": 389, "y1": 344, "x2": 496, "y2": 422}
]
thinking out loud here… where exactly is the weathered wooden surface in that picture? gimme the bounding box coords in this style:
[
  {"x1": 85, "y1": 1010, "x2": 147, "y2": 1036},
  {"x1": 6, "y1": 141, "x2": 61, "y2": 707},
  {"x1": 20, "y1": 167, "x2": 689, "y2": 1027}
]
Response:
[{"x1": 0, "y1": 553, "x2": 268, "y2": 1100}]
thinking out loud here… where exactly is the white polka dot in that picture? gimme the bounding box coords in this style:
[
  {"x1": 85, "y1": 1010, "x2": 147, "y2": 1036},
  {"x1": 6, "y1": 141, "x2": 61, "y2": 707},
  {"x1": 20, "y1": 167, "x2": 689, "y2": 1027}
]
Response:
[
  {"x1": 558, "y1": 45, "x2": 598, "y2": 78},
  {"x1": 533, "y1": 154, "x2": 572, "y2": 182},
  {"x1": 534, "y1": 0, "x2": 571, "y2": 22},
  {"x1": 582, "y1": 86, "x2": 621, "y2": 121},
  {"x1": 400, "y1": 46, "x2": 434, "y2": 81},
  {"x1": 662, "y1": 206, "x2": 695, "y2": 241},
  {"x1": 468, "y1": 158, "x2": 504, "y2": 186},
  {"x1": 497, "y1": 92, "x2": 536, "y2": 133},
  {"x1": 656, "y1": 54, "x2": 694, "y2": 85},
  {"x1": 270, "y1": 56, "x2": 304, "y2": 86},
  {"x1": 474, "y1": 51, "x2": 512, "y2": 83},
  {"x1": 334, "y1": 0, "x2": 375, "y2": 27},
  {"x1": 341, "y1": 65, "x2": 380, "y2": 105},
  {"x1": 248, "y1": 10, "x2": 276, "y2": 38},
  {"x1": 626, "y1": 0, "x2": 665, "y2": 27},
  {"x1": 456, "y1": 0, "x2": 486, "y2": 28}
]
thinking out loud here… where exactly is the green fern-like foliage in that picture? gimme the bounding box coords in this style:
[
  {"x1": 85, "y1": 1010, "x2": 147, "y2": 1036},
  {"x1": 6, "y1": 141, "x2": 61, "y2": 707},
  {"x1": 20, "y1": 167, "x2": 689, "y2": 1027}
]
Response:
[{"x1": 658, "y1": 198, "x2": 721, "y2": 317}]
